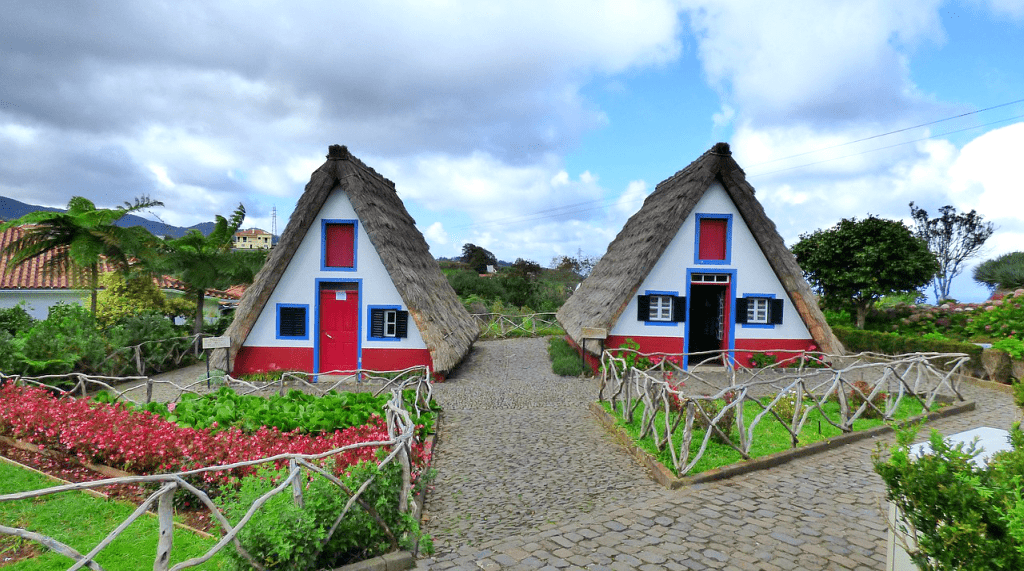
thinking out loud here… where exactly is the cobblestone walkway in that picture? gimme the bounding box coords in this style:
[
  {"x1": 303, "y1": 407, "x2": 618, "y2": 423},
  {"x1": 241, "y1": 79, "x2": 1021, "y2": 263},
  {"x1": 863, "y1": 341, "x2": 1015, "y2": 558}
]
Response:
[{"x1": 418, "y1": 337, "x2": 1019, "y2": 571}]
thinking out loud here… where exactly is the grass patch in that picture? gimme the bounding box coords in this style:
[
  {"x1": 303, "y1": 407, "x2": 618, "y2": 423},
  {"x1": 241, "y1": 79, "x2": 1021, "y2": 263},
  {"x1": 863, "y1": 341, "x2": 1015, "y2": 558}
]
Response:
[
  {"x1": 0, "y1": 461, "x2": 227, "y2": 570},
  {"x1": 548, "y1": 336, "x2": 586, "y2": 377},
  {"x1": 603, "y1": 396, "x2": 932, "y2": 476}
]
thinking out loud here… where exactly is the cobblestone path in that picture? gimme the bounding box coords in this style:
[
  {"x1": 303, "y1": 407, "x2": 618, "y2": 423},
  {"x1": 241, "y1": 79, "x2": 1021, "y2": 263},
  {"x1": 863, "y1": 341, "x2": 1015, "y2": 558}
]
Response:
[{"x1": 418, "y1": 337, "x2": 1019, "y2": 570}]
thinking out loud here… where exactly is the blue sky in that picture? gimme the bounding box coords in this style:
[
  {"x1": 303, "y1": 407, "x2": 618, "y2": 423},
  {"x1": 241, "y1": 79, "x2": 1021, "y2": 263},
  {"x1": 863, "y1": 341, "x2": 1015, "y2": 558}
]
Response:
[{"x1": 1, "y1": 1, "x2": 1022, "y2": 303}]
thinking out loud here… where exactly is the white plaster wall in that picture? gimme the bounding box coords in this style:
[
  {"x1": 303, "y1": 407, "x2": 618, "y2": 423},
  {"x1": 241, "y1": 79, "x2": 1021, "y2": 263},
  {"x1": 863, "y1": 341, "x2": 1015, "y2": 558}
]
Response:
[
  {"x1": 0, "y1": 290, "x2": 89, "y2": 320},
  {"x1": 610, "y1": 182, "x2": 811, "y2": 340},
  {"x1": 245, "y1": 188, "x2": 427, "y2": 350}
]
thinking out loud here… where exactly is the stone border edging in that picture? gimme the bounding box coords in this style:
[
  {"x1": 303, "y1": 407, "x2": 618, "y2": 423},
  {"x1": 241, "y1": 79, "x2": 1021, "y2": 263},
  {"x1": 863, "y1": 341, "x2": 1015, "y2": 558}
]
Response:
[{"x1": 589, "y1": 400, "x2": 977, "y2": 489}]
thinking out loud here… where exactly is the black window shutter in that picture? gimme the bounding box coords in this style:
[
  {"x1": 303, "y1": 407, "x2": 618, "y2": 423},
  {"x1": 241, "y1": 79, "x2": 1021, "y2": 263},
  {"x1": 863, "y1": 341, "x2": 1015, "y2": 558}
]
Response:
[
  {"x1": 735, "y1": 298, "x2": 749, "y2": 324},
  {"x1": 370, "y1": 309, "x2": 385, "y2": 338},
  {"x1": 395, "y1": 311, "x2": 409, "y2": 338},
  {"x1": 280, "y1": 307, "x2": 306, "y2": 337},
  {"x1": 673, "y1": 296, "x2": 686, "y2": 322},
  {"x1": 770, "y1": 299, "x2": 785, "y2": 325},
  {"x1": 637, "y1": 295, "x2": 650, "y2": 321}
]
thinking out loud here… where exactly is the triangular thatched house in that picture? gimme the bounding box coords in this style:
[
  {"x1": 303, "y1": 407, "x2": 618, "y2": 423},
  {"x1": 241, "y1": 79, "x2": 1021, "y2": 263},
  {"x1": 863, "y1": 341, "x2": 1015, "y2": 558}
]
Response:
[
  {"x1": 212, "y1": 145, "x2": 478, "y2": 377},
  {"x1": 557, "y1": 142, "x2": 842, "y2": 368}
]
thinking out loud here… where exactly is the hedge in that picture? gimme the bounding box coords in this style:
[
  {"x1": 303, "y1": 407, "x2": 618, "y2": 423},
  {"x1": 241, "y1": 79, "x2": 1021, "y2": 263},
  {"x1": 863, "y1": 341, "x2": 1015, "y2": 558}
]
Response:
[{"x1": 831, "y1": 325, "x2": 983, "y2": 372}]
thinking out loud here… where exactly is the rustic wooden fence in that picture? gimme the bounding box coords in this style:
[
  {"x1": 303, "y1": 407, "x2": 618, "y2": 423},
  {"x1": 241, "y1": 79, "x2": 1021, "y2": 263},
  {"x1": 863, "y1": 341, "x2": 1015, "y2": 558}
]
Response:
[
  {"x1": 0, "y1": 370, "x2": 432, "y2": 570},
  {"x1": 2, "y1": 365, "x2": 432, "y2": 408},
  {"x1": 95, "y1": 334, "x2": 204, "y2": 378},
  {"x1": 473, "y1": 312, "x2": 563, "y2": 339},
  {"x1": 600, "y1": 348, "x2": 969, "y2": 476}
]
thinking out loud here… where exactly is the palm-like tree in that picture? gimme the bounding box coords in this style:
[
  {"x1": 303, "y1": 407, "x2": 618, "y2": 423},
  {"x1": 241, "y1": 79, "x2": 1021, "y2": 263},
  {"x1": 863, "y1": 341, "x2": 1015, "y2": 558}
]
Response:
[
  {"x1": 0, "y1": 196, "x2": 163, "y2": 316},
  {"x1": 158, "y1": 204, "x2": 247, "y2": 335}
]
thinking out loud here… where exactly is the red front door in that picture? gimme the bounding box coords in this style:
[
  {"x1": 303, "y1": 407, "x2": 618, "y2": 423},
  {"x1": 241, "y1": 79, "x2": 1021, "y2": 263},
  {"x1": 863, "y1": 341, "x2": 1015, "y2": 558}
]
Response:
[{"x1": 319, "y1": 283, "x2": 359, "y2": 373}]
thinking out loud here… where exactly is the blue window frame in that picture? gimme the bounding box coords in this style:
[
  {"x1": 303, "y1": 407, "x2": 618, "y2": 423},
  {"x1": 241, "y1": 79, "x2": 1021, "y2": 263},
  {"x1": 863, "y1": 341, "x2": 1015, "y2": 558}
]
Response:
[
  {"x1": 276, "y1": 303, "x2": 309, "y2": 340},
  {"x1": 638, "y1": 290, "x2": 683, "y2": 327},
  {"x1": 321, "y1": 219, "x2": 358, "y2": 272},
  {"x1": 693, "y1": 213, "x2": 733, "y2": 265},
  {"x1": 737, "y1": 293, "x2": 783, "y2": 329},
  {"x1": 366, "y1": 305, "x2": 407, "y2": 341}
]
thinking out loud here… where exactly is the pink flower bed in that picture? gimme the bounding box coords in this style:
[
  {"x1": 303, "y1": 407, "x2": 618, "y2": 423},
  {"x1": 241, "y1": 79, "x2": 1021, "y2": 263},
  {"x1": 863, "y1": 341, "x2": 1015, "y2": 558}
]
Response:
[{"x1": 0, "y1": 384, "x2": 430, "y2": 485}]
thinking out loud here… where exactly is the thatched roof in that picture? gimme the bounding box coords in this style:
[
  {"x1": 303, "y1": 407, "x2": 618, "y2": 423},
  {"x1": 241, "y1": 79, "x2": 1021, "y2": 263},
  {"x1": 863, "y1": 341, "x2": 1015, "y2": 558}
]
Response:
[
  {"x1": 556, "y1": 142, "x2": 843, "y2": 356},
  {"x1": 212, "y1": 145, "x2": 478, "y2": 373}
]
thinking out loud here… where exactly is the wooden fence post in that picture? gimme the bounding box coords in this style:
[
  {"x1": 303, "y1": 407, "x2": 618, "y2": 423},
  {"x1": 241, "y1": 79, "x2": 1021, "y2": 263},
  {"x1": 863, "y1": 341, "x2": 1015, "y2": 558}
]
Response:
[{"x1": 154, "y1": 482, "x2": 177, "y2": 571}]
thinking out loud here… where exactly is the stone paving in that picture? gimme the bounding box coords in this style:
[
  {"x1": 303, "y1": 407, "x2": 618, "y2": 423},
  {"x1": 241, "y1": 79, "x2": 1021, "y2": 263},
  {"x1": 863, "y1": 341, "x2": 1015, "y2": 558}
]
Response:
[{"x1": 417, "y1": 337, "x2": 1019, "y2": 571}]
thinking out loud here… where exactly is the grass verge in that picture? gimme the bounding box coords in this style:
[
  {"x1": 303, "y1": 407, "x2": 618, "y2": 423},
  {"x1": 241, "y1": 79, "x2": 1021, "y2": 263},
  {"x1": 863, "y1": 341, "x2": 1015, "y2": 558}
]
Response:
[
  {"x1": 0, "y1": 461, "x2": 226, "y2": 570},
  {"x1": 548, "y1": 337, "x2": 586, "y2": 377},
  {"x1": 603, "y1": 396, "x2": 932, "y2": 476}
]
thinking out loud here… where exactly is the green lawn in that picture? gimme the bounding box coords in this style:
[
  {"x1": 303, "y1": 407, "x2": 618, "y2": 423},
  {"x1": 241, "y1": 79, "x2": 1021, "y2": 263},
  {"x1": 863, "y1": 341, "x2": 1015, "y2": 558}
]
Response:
[
  {"x1": 0, "y1": 461, "x2": 227, "y2": 570},
  {"x1": 605, "y1": 395, "x2": 931, "y2": 476}
]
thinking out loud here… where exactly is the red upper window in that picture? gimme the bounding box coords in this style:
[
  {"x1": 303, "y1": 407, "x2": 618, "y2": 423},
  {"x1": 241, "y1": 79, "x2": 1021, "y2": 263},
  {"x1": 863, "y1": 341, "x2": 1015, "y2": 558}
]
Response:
[
  {"x1": 325, "y1": 223, "x2": 355, "y2": 268},
  {"x1": 698, "y1": 218, "x2": 727, "y2": 261}
]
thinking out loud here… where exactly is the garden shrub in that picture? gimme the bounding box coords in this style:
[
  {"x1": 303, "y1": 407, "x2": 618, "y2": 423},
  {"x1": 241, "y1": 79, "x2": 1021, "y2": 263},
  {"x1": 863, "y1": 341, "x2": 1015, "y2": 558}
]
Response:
[
  {"x1": 16, "y1": 303, "x2": 108, "y2": 375},
  {"x1": 875, "y1": 426, "x2": 1024, "y2": 570},
  {"x1": 220, "y1": 458, "x2": 425, "y2": 570},
  {"x1": 0, "y1": 303, "x2": 34, "y2": 336},
  {"x1": 693, "y1": 391, "x2": 737, "y2": 444},
  {"x1": 832, "y1": 325, "x2": 983, "y2": 372},
  {"x1": 847, "y1": 380, "x2": 887, "y2": 419}
]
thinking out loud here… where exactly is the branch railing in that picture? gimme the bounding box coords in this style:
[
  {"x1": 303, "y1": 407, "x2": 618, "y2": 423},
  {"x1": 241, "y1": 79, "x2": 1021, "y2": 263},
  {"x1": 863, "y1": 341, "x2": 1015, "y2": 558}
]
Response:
[
  {"x1": 599, "y1": 348, "x2": 969, "y2": 476},
  {"x1": 2, "y1": 365, "x2": 432, "y2": 410},
  {"x1": 0, "y1": 370, "x2": 432, "y2": 570},
  {"x1": 472, "y1": 312, "x2": 564, "y2": 338},
  {"x1": 96, "y1": 334, "x2": 205, "y2": 378}
]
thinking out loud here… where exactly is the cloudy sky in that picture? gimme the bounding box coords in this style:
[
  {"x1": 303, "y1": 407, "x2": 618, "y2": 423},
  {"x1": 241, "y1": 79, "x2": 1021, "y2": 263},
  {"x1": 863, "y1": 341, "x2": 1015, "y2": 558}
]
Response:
[{"x1": 1, "y1": 1, "x2": 1022, "y2": 302}]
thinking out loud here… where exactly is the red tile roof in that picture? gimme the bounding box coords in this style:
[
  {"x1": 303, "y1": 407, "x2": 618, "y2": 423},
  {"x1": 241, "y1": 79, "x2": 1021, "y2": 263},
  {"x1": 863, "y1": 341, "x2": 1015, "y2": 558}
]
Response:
[{"x1": 0, "y1": 225, "x2": 242, "y2": 299}]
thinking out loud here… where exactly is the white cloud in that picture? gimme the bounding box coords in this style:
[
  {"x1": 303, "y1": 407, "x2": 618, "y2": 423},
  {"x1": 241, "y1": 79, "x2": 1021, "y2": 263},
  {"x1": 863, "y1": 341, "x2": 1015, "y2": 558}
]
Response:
[
  {"x1": 683, "y1": 0, "x2": 947, "y2": 127},
  {"x1": 949, "y1": 122, "x2": 1024, "y2": 222},
  {"x1": 424, "y1": 222, "x2": 449, "y2": 247},
  {"x1": 616, "y1": 180, "x2": 650, "y2": 216},
  {"x1": 979, "y1": 0, "x2": 1024, "y2": 21}
]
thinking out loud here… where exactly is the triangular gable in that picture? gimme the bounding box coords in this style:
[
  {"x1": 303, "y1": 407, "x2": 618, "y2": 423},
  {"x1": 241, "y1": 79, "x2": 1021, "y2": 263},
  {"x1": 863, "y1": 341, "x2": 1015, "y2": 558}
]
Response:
[
  {"x1": 557, "y1": 142, "x2": 842, "y2": 355},
  {"x1": 213, "y1": 145, "x2": 478, "y2": 373}
]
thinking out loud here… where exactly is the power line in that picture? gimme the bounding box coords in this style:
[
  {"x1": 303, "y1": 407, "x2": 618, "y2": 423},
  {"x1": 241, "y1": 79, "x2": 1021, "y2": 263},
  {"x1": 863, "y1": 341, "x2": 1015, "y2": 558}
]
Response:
[{"x1": 746, "y1": 97, "x2": 1024, "y2": 167}]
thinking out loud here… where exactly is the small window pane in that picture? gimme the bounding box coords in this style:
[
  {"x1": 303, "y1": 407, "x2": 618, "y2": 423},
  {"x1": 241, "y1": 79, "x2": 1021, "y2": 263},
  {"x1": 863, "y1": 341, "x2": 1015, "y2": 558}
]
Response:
[
  {"x1": 747, "y1": 298, "x2": 770, "y2": 324},
  {"x1": 648, "y1": 295, "x2": 673, "y2": 321},
  {"x1": 384, "y1": 310, "x2": 397, "y2": 337}
]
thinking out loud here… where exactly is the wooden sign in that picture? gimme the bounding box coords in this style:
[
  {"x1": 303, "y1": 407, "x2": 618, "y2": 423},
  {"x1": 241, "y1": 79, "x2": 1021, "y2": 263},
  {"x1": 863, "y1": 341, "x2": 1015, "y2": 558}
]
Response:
[
  {"x1": 202, "y1": 336, "x2": 231, "y2": 349},
  {"x1": 581, "y1": 327, "x2": 608, "y2": 339}
]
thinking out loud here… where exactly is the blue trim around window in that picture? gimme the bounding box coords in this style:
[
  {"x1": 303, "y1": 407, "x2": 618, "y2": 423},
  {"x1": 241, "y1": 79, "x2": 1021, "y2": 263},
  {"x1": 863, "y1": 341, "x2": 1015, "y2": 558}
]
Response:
[
  {"x1": 366, "y1": 305, "x2": 404, "y2": 342},
  {"x1": 313, "y1": 278, "x2": 362, "y2": 374},
  {"x1": 643, "y1": 289, "x2": 679, "y2": 327},
  {"x1": 320, "y1": 219, "x2": 358, "y2": 272},
  {"x1": 693, "y1": 213, "x2": 733, "y2": 265},
  {"x1": 740, "y1": 293, "x2": 777, "y2": 329},
  {"x1": 683, "y1": 268, "x2": 738, "y2": 370},
  {"x1": 275, "y1": 303, "x2": 309, "y2": 340}
]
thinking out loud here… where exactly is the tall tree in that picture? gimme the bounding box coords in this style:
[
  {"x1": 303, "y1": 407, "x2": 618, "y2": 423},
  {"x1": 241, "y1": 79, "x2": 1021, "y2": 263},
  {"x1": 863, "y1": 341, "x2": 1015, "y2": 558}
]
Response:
[
  {"x1": 909, "y1": 202, "x2": 995, "y2": 302},
  {"x1": 157, "y1": 204, "x2": 248, "y2": 335},
  {"x1": 460, "y1": 243, "x2": 497, "y2": 274},
  {"x1": 0, "y1": 196, "x2": 163, "y2": 316},
  {"x1": 791, "y1": 216, "x2": 938, "y2": 329}
]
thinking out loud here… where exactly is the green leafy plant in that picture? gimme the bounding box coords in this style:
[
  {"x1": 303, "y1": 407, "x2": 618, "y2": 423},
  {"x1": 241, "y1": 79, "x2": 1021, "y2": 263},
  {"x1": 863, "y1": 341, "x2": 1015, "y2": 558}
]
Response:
[
  {"x1": 993, "y1": 338, "x2": 1024, "y2": 361},
  {"x1": 548, "y1": 336, "x2": 586, "y2": 376},
  {"x1": 220, "y1": 458, "x2": 427, "y2": 570},
  {"x1": 875, "y1": 426, "x2": 1024, "y2": 570},
  {"x1": 749, "y1": 352, "x2": 777, "y2": 368}
]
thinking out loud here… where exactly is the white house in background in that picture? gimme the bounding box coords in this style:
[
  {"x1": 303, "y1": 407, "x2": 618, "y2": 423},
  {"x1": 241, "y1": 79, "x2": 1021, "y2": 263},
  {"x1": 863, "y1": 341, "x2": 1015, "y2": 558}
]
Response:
[
  {"x1": 557, "y1": 142, "x2": 844, "y2": 369},
  {"x1": 212, "y1": 144, "x2": 478, "y2": 378},
  {"x1": 232, "y1": 228, "x2": 273, "y2": 250}
]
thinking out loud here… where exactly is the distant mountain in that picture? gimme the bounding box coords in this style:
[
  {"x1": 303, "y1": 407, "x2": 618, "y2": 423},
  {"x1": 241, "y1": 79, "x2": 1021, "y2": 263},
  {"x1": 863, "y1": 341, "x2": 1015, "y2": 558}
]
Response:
[{"x1": 0, "y1": 195, "x2": 216, "y2": 238}]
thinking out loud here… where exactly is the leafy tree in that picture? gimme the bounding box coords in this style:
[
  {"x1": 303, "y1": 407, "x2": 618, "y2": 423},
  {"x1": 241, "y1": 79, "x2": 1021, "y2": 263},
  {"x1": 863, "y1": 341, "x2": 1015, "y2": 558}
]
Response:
[
  {"x1": 791, "y1": 216, "x2": 938, "y2": 329},
  {"x1": 0, "y1": 196, "x2": 163, "y2": 316},
  {"x1": 95, "y1": 272, "x2": 179, "y2": 326},
  {"x1": 909, "y1": 202, "x2": 995, "y2": 302},
  {"x1": 550, "y1": 249, "x2": 600, "y2": 279},
  {"x1": 460, "y1": 243, "x2": 497, "y2": 274},
  {"x1": 974, "y1": 252, "x2": 1024, "y2": 292},
  {"x1": 156, "y1": 204, "x2": 249, "y2": 335}
]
